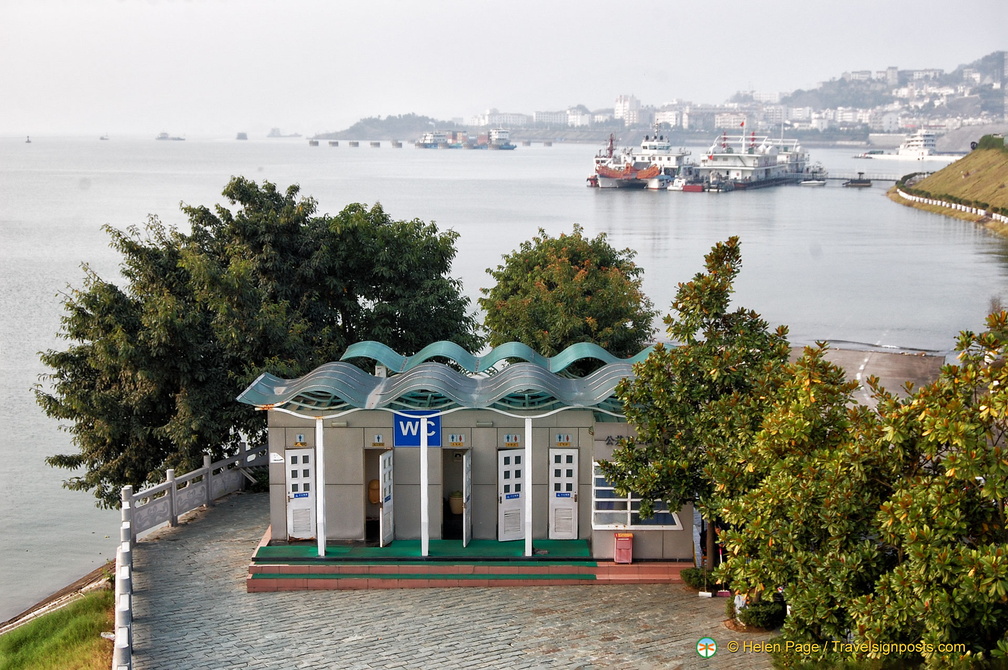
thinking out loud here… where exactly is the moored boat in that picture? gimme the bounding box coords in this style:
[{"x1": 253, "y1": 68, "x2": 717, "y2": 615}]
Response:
[
  {"x1": 843, "y1": 172, "x2": 872, "y2": 188},
  {"x1": 646, "y1": 173, "x2": 674, "y2": 190},
  {"x1": 415, "y1": 130, "x2": 450, "y2": 149},
  {"x1": 897, "y1": 129, "x2": 939, "y2": 159},
  {"x1": 595, "y1": 162, "x2": 649, "y2": 189},
  {"x1": 486, "y1": 128, "x2": 516, "y2": 150},
  {"x1": 591, "y1": 128, "x2": 693, "y2": 189},
  {"x1": 696, "y1": 129, "x2": 807, "y2": 190},
  {"x1": 853, "y1": 130, "x2": 959, "y2": 162},
  {"x1": 800, "y1": 162, "x2": 828, "y2": 186}
]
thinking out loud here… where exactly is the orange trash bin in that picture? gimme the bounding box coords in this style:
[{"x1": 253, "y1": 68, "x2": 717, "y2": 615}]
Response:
[{"x1": 614, "y1": 532, "x2": 633, "y2": 564}]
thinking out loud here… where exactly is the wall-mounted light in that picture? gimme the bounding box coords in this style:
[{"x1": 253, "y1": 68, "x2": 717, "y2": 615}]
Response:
[
  {"x1": 329, "y1": 420, "x2": 348, "y2": 427},
  {"x1": 475, "y1": 420, "x2": 494, "y2": 427}
]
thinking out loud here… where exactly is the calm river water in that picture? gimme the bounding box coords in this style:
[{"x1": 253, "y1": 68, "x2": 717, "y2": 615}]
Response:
[{"x1": 1, "y1": 135, "x2": 1006, "y2": 621}]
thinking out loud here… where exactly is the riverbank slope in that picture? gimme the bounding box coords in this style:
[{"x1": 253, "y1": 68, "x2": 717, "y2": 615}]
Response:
[{"x1": 889, "y1": 136, "x2": 1008, "y2": 238}]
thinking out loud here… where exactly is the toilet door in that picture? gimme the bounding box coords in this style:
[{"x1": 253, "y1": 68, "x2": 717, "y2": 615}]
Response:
[
  {"x1": 286, "y1": 448, "x2": 315, "y2": 541},
  {"x1": 379, "y1": 449, "x2": 394, "y2": 547},
  {"x1": 549, "y1": 448, "x2": 578, "y2": 539},
  {"x1": 497, "y1": 450, "x2": 524, "y2": 541},
  {"x1": 462, "y1": 449, "x2": 472, "y2": 548}
]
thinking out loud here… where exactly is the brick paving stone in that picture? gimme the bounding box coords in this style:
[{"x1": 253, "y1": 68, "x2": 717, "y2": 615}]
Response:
[{"x1": 131, "y1": 491, "x2": 775, "y2": 670}]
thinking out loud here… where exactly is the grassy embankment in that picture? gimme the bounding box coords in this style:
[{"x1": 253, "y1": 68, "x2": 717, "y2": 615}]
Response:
[
  {"x1": 0, "y1": 589, "x2": 113, "y2": 670},
  {"x1": 888, "y1": 136, "x2": 1008, "y2": 238}
]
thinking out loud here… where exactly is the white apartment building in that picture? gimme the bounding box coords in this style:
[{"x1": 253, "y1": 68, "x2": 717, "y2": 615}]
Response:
[
  {"x1": 533, "y1": 110, "x2": 566, "y2": 125},
  {"x1": 567, "y1": 108, "x2": 592, "y2": 127},
  {"x1": 614, "y1": 95, "x2": 642, "y2": 126},
  {"x1": 654, "y1": 107, "x2": 682, "y2": 127},
  {"x1": 714, "y1": 112, "x2": 748, "y2": 129},
  {"x1": 473, "y1": 109, "x2": 531, "y2": 127}
]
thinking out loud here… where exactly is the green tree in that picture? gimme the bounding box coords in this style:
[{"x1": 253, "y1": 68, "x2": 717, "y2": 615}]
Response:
[
  {"x1": 849, "y1": 311, "x2": 1008, "y2": 666},
  {"x1": 36, "y1": 177, "x2": 481, "y2": 508},
  {"x1": 718, "y1": 344, "x2": 894, "y2": 662},
  {"x1": 717, "y1": 313, "x2": 1008, "y2": 667},
  {"x1": 598, "y1": 237, "x2": 790, "y2": 569},
  {"x1": 479, "y1": 224, "x2": 657, "y2": 358}
]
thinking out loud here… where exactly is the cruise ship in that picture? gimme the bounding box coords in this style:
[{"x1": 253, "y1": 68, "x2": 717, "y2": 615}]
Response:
[
  {"x1": 694, "y1": 131, "x2": 808, "y2": 190},
  {"x1": 853, "y1": 130, "x2": 959, "y2": 163}
]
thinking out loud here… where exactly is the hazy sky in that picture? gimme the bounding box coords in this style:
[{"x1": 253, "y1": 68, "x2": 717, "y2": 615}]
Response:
[{"x1": 2, "y1": 0, "x2": 1004, "y2": 137}]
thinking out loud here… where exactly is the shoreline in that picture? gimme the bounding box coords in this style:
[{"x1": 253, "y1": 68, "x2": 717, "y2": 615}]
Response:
[
  {"x1": 887, "y1": 187, "x2": 1008, "y2": 240},
  {"x1": 0, "y1": 562, "x2": 113, "y2": 636}
]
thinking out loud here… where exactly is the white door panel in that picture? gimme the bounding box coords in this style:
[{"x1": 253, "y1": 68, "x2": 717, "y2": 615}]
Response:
[
  {"x1": 462, "y1": 450, "x2": 473, "y2": 547},
  {"x1": 497, "y1": 450, "x2": 524, "y2": 541},
  {"x1": 286, "y1": 448, "x2": 315, "y2": 540},
  {"x1": 549, "y1": 448, "x2": 578, "y2": 540},
  {"x1": 379, "y1": 450, "x2": 394, "y2": 547}
]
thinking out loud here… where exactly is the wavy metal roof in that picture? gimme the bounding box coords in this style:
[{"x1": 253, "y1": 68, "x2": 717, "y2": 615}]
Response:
[
  {"x1": 340, "y1": 340, "x2": 654, "y2": 374},
  {"x1": 237, "y1": 342, "x2": 649, "y2": 416}
]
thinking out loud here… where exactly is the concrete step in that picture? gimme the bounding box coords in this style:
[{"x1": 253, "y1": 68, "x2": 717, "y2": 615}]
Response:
[{"x1": 247, "y1": 560, "x2": 688, "y2": 592}]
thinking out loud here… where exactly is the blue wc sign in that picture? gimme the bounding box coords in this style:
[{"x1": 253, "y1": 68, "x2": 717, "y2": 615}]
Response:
[{"x1": 393, "y1": 410, "x2": 442, "y2": 447}]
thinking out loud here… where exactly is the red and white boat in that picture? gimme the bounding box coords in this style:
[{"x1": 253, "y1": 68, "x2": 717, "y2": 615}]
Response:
[{"x1": 589, "y1": 129, "x2": 693, "y2": 189}]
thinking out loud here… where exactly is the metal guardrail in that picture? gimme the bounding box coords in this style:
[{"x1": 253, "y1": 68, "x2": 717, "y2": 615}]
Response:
[
  {"x1": 112, "y1": 442, "x2": 268, "y2": 670},
  {"x1": 895, "y1": 188, "x2": 1008, "y2": 224},
  {"x1": 829, "y1": 171, "x2": 905, "y2": 181}
]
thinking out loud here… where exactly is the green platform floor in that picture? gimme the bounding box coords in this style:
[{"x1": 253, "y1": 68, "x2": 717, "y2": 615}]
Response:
[{"x1": 254, "y1": 539, "x2": 594, "y2": 563}]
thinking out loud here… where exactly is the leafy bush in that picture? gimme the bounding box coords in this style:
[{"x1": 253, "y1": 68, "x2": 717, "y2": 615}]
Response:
[
  {"x1": 246, "y1": 467, "x2": 269, "y2": 493},
  {"x1": 737, "y1": 594, "x2": 786, "y2": 630},
  {"x1": 976, "y1": 134, "x2": 1007, "y2": 151},
  {"x1": 680, "y1": 567, "x2": 728, "y2": 591}
]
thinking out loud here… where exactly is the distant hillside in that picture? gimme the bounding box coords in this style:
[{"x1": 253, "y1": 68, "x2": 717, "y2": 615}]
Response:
[
  {"x1": 784, "y1": 51, "x2": 1005, "y2": 116},
  {"x1": 312, "y1": 114, "x2": 450, "y2": 141},
  {"x1": 891, "y1": 135, "x2": 1008, "y2": 236},
  {"x1": 783, "y1": 78, "x2": 895, "y2": 111}
]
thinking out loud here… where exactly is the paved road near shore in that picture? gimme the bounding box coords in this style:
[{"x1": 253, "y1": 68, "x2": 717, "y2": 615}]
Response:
[{"x1": 130, "y1": 492, "x2": 773, "y2": 670}]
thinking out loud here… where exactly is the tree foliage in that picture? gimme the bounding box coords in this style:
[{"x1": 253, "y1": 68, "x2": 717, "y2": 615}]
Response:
[
  {"x1": 718, "y1": 344, "x2": 896, "y2": 658},
  {"x1": 598, "y1": 237, "x2": 790, "y2": 568},
  {"x1": 479, "y1": 224, "x2": 657, "y2": 358},
  {"x1": 36, "y1": 177, "x2": 481, "y2": 508},
  {"x1": 594, "y1": 234, "x2": 1008, "y2": 663},
  {"x1": 718, "y1": 312, "x2": 1008, "y2": 666}
]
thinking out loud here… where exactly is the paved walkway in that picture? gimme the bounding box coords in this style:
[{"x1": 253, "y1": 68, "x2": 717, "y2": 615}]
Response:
[{"x1": 131, "y1": 492, "x2": 774, "y2": 669}]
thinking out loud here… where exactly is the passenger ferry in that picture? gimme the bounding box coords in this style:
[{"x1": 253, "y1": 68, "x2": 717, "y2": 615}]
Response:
[
  {"x1": 853, "y1": 130, "x2": 958, "y2": 162},
  {"x1": 695, "y1": 130, "x2": 807, "y2": 190},
  {"x1": 896, "y1": 129, "x2": 939, "y2": 159}
]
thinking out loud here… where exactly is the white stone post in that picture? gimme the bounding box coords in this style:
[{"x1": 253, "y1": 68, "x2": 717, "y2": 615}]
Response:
[
  {"x1": 166, "y1": 469, "x2": 177, "y2": 527},
  {"x1": 121, "y1": 486, "x2": 135, "y2": 544},
  {"x1": 421, "y1": 416, "x2": 430, "y2": 557},
  {"x1": 315, "y1": 417, "x2": 327, "y2": 558},
  {"x1": 525, "y1": 416, "x2": 533, "y2": 557},
  {"x1": 203, "y1": 454, "x2": 214, "y2": 507}
]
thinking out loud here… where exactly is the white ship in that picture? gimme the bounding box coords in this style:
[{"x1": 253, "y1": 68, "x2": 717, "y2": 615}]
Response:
[
  {"x1": 854, "y1": 130, "x2": 959, "y2": 163},
  {"x1": 695, "y1": 129, "x2": 807, "y2": 190},
  {"x1": 589, "y1": 129, "x2": 693, "y2": 189}
]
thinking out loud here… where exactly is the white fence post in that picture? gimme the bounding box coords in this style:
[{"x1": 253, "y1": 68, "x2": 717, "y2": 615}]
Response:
[
  {"x1": 204, "y1": 455, "x2": 214, "y2": 508},
  {"x1": 166, "y1": 469, "x2": 177, "y2": 527},
  {"x1": 121, "y1": 486, "x2": 135, "y2": 544},
  {"x1": 112, "y1": 534, "x2": 133, "y2": 669}
]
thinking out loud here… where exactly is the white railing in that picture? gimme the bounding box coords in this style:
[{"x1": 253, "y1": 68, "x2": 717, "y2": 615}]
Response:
[
  {"x1": 111, "y1": 442, "x2": 268, "y2": 670},
  {"x1": 896, "y1": 188, "x2": 1008, "y2": 225}
]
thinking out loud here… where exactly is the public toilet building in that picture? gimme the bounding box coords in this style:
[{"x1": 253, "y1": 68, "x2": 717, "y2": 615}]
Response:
[{"x1": 237, "y1": 341, "x2": 696, "y2": 565}]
